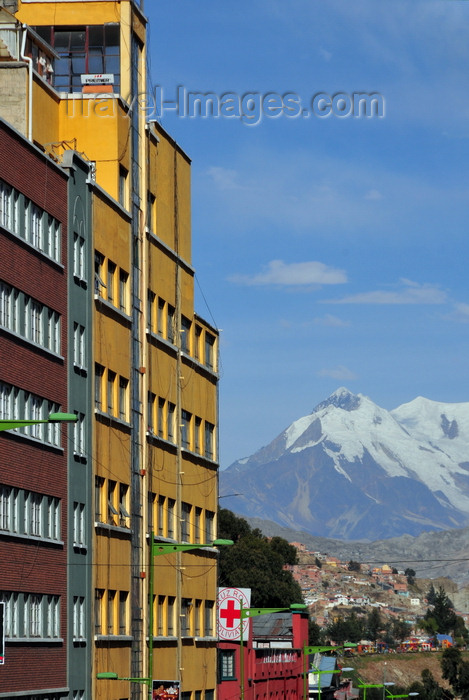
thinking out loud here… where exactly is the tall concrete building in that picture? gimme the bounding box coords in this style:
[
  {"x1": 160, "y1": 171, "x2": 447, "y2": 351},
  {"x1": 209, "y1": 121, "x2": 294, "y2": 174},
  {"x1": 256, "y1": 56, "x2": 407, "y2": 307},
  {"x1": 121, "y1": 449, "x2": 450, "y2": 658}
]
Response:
[{"x1": 0, "y1": 2, "x2": 221, "y2": 699}]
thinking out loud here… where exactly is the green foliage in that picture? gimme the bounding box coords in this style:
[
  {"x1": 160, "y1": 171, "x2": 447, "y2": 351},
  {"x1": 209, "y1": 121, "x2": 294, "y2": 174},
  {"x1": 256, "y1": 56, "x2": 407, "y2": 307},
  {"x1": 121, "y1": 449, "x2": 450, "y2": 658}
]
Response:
[
  {"x1": 424, "y1": 586, "x2": 459, "y2": 635},
  {"x1": 427, "y1": 583, "x2": 437, "y2": 605},
  {"x1": 441, "y1": 647, "x2": 469, "y2": 698},
  {"x1": 365, "y1": 607, "x2": 382, "y2": 642},
  {"x1": 404, "y1": 567, "x2": 416, "y2": 585},
  {"x1": 326, "y1": 612, "x2": 363, "y2": 644},
  {"x1": 269, "y1": 536, "x2": 298, "y2": 565},
  {"x1": 308, "y1": 618, "x2": 323, "y2": 645},
  {"x1": 347, "y1": 560, "x2": 361, "y2": 572},
  {"x1": 315, "y1": 557, "x2": 322, "y2": 569},
  {"x1": 217, "y1": 509, "x2": 303, "y2": 607},
  {"x1": 409, "y1": 669, "x2": 449, "y2": 700}
]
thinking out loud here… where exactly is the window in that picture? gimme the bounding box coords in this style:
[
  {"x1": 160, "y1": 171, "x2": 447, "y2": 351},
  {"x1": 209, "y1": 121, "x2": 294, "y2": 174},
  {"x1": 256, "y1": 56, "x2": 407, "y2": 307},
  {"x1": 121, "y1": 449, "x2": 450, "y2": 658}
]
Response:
[
  {"x1": 219, "y1": 650, "x2": 236, "y2": 680},
  {"x1": 108, "y1": 480, "x2": 118, "y2": 524},
  {"x1": 25, "y1": 594, "x2": 42, "y2": 637},
  {"x1": 30, "y1": 203, "x2": 43, "y2": 249},
  {"x1": 73, "y1": 412, "x2": 86, "y2": 457},
  {"x1": 95, "y1": 251, "x2": 105, "y2": 296},
  {"x1": 157, "y1": 595, "x2": 165, "y2": 636},
  {"x1": 48, "y1": 215, "x2": 61, "y2": 261},
  {"x1": 73, "y1": 596, "x2": 85, "y2": 640},
  {"x1": 95, "y1": 364, "x2": 104, "y2": 409},
  {"x1": 119, "y1": 377, "x2": 128, "y2": 421},
  {"x1": 204, "y1": 422, "x2": 215, "y2": 460},
  {"x1": 27, "y1": 298, "x2": 43, "y2": 345},
  {"x1": 25, "y1": 491, "x2": 42, "y2": 536},
  {"x1": 73, "y1": 502, "x2": 86, "y2": 547},
  {"x1": 107, "y1": 260, "x2": 116, "y2": 303},
  {"x1": 107, "y1": 590, "x2": 116, "y2": 634},
  {"x1": 47, "y1": 497, "x2": 60, "y2": 540},
  {"x1": 158, "y1": 397, "x2": 165, "y2": 438},
  {"x1": 167, "y1": 596, "x2": 175, "y2": 636},
  {"x1": 194, "y1": 325, "x2": 202, "y2": 361},
  {"x1": 74, "y1": 323, "x2": 85, "y2": 368},
  {"x1": 119, "y1": 270, "x2": 128, "y2": 313},
  {"x1": 194, "y1": 507, "x2": 202, "y2": 544},
  {"x1": 95, "y1": 476, "x2": 105, "y2": 522},
  {"x1": 181, "y1": 502, "x2": 191, "y2": 542},
  {"x1": 46, "y1": 595, "x2": 60, "y2": 638},
  {"x1": 47, "y1": 309, "x2": 61, "y2": 354},
  {"x1": 157, "y1": 495, "x2": 165, "y2": 537},
  {"x1": 38, "y1": 24, "x2": 121, "y2": 94},
  {"x1": 0, "y1": 282, "x2": 18, "y2": 332},
  {"x1": 194, "y1": 417, "x2": 202, "y2": 454},
  {"x1": 119, "y1": 592, "x2": 128, "y2": 634},
  {"x1": 119, "y1": 166, "x2": 128, "y2": 208},
  {"x1": 73, "y1": 232, "x2": 86, "y2": 280},
  {"x1": 167, "y1": 402, "x2": 175, "y2": 442},
  {"x1": 1, "y1": 592, "x2": 19, "y2": 638},
  {"x1": 181, "y1": 316, "x2": 191, "y2": 353},
  {"x1": 119, "y1": 484, "x2": 130, "y2": 527},
  {"x1": 205, "y1": 332, "x2": 215, "y2": 370},
  {"x1": 157, "y1": 298, "x2": 165, "y2": 335},
  {"x1": 181, "y1": 410, "x2": 191, "y2": 449},
  {"x1": 0, "y1": 180, "x2": 13, "y2": 230},
  {"x1": 205, "y1": 511, "x2": 214, "y2": 543},
  {"x1": 107, "y1": 370, "x2": 116, "y2": 415},
  {"x1": 147, "y1": 191, "x2": 156, "y2": 231},
  {"x1": 194, "y1": 599, "x2": 202, "y2": 636},
  {"x1": 181, "y1": 598, "x2": 192, "y2": 636},
  {"x1": 167, "y1": 304, "x2": 175, "y2": 343},
  {"x1": 95, "y1": 589, "x2": 104, "y2": 634},
  {"x1": 204, "y1": 600, "x2": 214, "y2": 637},
  {"x1": 167, "y1": 498, "x2": 175, "y2": 539},
  {"x1": 0, "y1": 486, "x2": 18, "y2": 533}
]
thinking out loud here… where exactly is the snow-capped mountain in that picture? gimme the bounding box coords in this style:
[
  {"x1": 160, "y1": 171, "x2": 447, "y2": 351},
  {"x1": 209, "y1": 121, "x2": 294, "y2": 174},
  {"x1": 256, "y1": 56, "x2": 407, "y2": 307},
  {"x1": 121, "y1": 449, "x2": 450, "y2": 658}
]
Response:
[{"x1": 219, "y1": 388, "x2": 469, "y2": 541}]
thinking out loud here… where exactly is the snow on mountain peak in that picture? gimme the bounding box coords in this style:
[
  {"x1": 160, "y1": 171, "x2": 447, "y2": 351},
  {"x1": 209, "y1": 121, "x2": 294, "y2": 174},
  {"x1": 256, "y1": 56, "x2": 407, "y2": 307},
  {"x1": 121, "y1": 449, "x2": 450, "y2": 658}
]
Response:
[{"x1": 312, "y1": 387, "x2": 362, "y2": 413}]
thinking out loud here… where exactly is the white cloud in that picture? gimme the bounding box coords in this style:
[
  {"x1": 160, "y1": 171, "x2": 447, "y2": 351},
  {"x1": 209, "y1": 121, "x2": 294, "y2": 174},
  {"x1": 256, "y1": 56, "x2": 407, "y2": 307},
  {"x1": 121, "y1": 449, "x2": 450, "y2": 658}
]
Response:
[
  {"x1": 325, "y1": 279, "x2": 448, "y2": 305},
  {"x1": 317, "y1": 365, "x2": 358, "y2": 381},
  {"x1": 206, "y1": 166, "x2": 244, "y2": 191},
  {"x1": 313, "y1": 314, "x2": 351, "y2": 327},
  {"x1": 228, "y1": 260, "x2": 347, "y2": 287},
  {"x1": 447, "y1": 303, "x2": 469, "y2": 323}
]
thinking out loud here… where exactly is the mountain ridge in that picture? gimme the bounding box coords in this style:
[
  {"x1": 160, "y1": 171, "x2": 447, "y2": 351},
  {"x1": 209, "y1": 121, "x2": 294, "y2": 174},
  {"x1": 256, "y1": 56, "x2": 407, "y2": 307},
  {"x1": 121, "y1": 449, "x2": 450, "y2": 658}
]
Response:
[{"x1": 220, "y1": 388, "x2": 469, "y2": 541}]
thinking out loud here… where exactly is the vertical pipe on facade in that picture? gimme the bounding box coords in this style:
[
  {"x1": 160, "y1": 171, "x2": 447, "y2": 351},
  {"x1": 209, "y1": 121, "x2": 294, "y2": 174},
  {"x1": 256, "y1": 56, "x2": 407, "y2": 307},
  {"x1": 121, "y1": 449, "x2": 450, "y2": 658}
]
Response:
[
  {"x1": 20, "y1": 25, "x2": 33, "y2": 142},
  {"x1": 173, "y1": 147, "x2": 183, "y2": 687}
]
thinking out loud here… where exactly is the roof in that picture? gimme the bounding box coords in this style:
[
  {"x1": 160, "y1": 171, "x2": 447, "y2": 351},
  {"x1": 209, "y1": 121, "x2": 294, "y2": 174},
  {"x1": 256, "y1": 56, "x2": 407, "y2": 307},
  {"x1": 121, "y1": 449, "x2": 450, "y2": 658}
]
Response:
[
  {"x1": 252, "y1": 612, "x2": 293, "y2": 640},
  {"x1": 309, "y1": 655, "x2": 339, "y2": 690}
]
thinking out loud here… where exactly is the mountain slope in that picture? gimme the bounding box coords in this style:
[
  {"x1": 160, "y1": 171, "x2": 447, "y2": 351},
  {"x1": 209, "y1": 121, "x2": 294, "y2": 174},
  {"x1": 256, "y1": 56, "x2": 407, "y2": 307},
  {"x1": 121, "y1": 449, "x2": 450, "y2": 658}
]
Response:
[{"x1": 220, "y1": 388, "x2": 469, "y2": 540}]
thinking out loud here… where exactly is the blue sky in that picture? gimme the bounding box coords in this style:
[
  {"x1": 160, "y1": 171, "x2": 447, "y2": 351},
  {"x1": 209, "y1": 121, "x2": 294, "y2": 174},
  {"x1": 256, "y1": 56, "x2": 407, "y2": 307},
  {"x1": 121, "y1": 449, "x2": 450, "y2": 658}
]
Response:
[{"x1": 146, "y1": 0, "x2": 469, "y2": 467}]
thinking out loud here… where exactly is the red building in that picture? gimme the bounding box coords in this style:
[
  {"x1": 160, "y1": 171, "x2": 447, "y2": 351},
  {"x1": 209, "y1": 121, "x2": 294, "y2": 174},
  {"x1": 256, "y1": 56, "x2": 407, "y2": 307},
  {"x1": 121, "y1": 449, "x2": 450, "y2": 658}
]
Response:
[
  {"x1": 217, "y1": 608, "x2": 309, "y2": 700},
  {"x1": 0, "y1": 115, "x2": 70, "y2": 697}
]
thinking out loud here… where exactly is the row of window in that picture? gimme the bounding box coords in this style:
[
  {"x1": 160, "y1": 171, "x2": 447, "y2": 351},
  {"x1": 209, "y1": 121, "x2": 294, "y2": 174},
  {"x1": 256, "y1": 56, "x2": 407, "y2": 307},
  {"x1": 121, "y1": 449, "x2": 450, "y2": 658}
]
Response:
[
  {"x1": 95, "y1": 251, "x2": 129, "y2": 314},
  {"x1": 148, "y1": 394, "x2": 216, "y2": 459},
  {"x1": 0, "y1": 281, "x2": 61, "y2": 354},
  {"x1": 0, "y1": 592, "x2": 60, "y2": 639},
  {"x1": 94, "y1": 588, "x2": 129, "y2": 637},
  {"x1": 95, "y1": 364, "x2": 129, "y2": 422},
  {"x1": 149, "y1": 494, "x2": 215, "y2": 544},
  {"x1": 152, "y1": 595, "x2": 215, "y2": 638},
  {"x1": 95, "y1": 477, "x2": 130, "y2": 528},
  {"x1": 0, "y1": 485, "x2": 61, "y2": 541},
  {"x1": 0, "y1": 382, "x2": 62, "y2": 447},
  {"x1": 147, "y1": 293, "x2": 217, "y2": 371},
  {"x1": 0, "y1": 179, "x2": 62, "y2": 263}
]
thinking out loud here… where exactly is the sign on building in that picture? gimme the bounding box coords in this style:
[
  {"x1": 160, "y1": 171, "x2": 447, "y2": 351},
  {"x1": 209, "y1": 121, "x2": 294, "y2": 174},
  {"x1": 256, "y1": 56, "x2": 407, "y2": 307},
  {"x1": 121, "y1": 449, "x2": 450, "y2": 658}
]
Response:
[
  {"x1": 152, "y1": 680, "x2": 180, "y2": 699},
  {"x1": 217, "y1": 587, "x2": 251, "y2": 642}
]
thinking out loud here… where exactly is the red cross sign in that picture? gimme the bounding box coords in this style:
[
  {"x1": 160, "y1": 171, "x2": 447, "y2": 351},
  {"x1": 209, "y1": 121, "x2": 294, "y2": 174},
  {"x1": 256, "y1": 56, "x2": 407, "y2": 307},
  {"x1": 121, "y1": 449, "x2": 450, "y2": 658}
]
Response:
[{"x1": 217, "y1": 587, "x2": 251, "y2": 641}]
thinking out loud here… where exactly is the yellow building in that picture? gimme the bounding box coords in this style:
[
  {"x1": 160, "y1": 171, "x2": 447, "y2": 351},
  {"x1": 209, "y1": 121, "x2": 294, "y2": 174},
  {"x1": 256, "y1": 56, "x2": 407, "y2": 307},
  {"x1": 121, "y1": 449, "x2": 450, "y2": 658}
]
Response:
[{"x1": 1, "y1": 2, "x2": 221, "y2": 699}]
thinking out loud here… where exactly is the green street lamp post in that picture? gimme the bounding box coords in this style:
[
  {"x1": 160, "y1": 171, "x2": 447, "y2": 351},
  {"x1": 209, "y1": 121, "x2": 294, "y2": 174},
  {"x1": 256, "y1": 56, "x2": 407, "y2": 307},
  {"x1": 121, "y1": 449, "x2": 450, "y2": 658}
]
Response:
[
  {"x1": 239, "y1": 601, "x2": 307, "y2": 700},
  {"x1": 302, "y1": 644, "x2": 357, "y2": 700},
  {"x1": 358, "y1": 681, "x2": 395, "y2": 700},
  {"x1": 0, "y1": 412, "x2": 78, "y2": 431},
  {"x1": 97, "y1": 536, "x2": 233, "y2": 700}
]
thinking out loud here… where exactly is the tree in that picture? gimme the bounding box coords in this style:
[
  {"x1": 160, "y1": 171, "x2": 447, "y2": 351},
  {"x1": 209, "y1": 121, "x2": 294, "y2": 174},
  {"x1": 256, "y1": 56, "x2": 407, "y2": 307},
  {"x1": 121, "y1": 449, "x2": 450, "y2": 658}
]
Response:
[
  {"x1": 308, "y1": 618, "x2": 323, "y2": 645},
  {"x1": 441, "y1": 647, "x2": 469, "y2": 699},
  {"x1": 366, "y1": 608, "x2": 383, "y2": 642},
  {"x1": 217, "y1": 509, "x2": 303, "y2": 607},
  {"x1": 409, "y1": 669, "x2": 449, "y2": 700},
  {"x1": 427, "y1": 583, "x2": 437, "y2": 605},
  {"x1": 404, "y1": 568, "x2": 416, "y2": 585},
  {"x1": 424, "y1": 586, "x2": 458, "y2": 635},
  {"x1": 347, "y1": 560, "x2": 361, "y2": 572}
]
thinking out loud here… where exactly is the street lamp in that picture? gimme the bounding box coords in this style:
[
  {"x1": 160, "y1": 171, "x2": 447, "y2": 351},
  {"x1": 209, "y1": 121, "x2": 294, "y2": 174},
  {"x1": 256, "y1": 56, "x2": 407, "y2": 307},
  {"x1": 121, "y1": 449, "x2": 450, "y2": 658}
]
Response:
[
  {"x1": 238, "y1": 601, "x2": 307, "y2": 700},
  {"x1": 97, "y1": 536, "x2": 233, "y2": 699},
  {"x1": 0, "y1": 412, "x2": 78, "y2": 431},
  {"x1": 357, "y1": 681, "x2": 395, "y2": 700},
  {"x1": 307, "y1": 662, "x2": 355, "y2": 700},
  {"x1": 302, "y1": 644, "x2": 357, "y2": 700}
]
